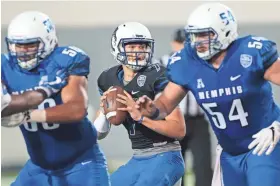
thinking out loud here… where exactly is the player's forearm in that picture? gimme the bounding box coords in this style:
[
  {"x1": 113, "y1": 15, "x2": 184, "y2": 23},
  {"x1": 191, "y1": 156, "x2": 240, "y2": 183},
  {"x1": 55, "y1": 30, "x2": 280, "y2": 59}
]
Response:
[
  {"x1": 152, "y1": 82, "x2": 187, "y2": 120},
  {"x1": 31, "y1": 101, "x2": 87, "y2": 123},
  {"x1": 154, "y1": 98, "x2": 176, "y2": 120},
  {"x1": 2, "y1": 90, "x2": 47, "y2": 117},
  {"x1": 141, "y1": 117, "x2": 186, "y2": 140}
]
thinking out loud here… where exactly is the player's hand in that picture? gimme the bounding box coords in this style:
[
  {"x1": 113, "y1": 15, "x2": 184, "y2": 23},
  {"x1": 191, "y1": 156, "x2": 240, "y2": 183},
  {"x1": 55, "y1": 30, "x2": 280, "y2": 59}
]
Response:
[
  {"x1": 99, "y1": 86, "x2": 114, "y2": 113},
  {"x1": 38, "y1": 69, "x2": 68, "y2": 97},
  {"x1": 135, "y1": 95, "x2": 157, "y2": 118},
  {"x1": 117, "y1": 90, "x2": 142, "y2": 121},
  {"x1": 248, "y1": 120, "x2": 280, "y2": 156}
]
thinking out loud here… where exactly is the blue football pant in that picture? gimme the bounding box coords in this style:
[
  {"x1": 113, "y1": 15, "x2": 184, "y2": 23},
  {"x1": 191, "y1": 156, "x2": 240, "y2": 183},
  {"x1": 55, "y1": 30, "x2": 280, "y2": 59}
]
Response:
[
  {"x1": 111, "y1": 151, "x2": 185, "y2": 186},
  {"x1": 220, "y1": 142, "x2": 280, "y2": 186},
  {"x1": 11, "y1": 143, "x2": 110, "y2": 186}
]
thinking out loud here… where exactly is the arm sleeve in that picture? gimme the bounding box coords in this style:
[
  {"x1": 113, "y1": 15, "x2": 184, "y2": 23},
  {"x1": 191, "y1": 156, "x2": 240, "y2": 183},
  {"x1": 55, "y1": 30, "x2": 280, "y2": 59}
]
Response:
[
  {"x1": 166, "y1": 51, "x2": 185, "y2": 85},
  {"x1": 153, "y1": 71, "x2": 169, "y2": 95},
  {"x1": 97, "y1": 72, "x2": 106, "y2": 96}
]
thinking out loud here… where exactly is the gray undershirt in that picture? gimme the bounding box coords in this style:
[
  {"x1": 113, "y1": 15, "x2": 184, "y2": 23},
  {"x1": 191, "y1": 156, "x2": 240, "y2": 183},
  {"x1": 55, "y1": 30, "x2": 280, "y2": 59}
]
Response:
[
  {"x1": 123, "y1": 79, "x2": 130, "y2": 86},
  {"x1": 133, "y1": 141, "x2": 181, "y2": 157}
]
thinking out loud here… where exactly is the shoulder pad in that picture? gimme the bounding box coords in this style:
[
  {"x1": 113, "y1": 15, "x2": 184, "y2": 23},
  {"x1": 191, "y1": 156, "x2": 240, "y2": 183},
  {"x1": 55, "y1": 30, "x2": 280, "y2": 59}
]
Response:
[
  {"x1": 97, "y1": 65, "x2": 120, "y2": 93},
  {"x1": 50, "y1": 46, "x2": 90, "y2": 76},
  {"x1": 245, "y1": 36, "x2": 279, "y2": 70}
]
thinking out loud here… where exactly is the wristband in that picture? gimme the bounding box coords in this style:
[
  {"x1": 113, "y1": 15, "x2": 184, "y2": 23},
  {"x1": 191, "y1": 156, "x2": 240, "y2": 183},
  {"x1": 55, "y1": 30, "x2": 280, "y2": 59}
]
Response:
[
  {"x1": 27, "y1": 109, "x2": 47, "y2": 122},
  {"x1": 36, "y1": 86, "x2": 51, "y2": 98},
  {"x1": 94, "y1": 111, "x2": 110, "y2": 133},
  {"x1": 136, "y1": 115, "x2": 144, "y2": 124}
]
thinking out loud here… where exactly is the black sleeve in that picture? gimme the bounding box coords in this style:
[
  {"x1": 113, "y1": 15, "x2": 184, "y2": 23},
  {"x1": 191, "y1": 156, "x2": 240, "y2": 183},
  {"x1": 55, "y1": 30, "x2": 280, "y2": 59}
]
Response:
[
  {"x1": 97, "y1": 71, "x2": 106, "y2": 96},
  {"x1": 152, "y1": 64, "x2": 169, "y2": 95}
]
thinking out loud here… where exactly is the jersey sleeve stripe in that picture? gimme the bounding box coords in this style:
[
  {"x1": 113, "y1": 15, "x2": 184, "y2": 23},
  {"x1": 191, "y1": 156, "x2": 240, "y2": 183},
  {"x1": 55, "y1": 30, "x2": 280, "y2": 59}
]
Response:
[{"x1": 263, "y1": 50, "x2": 278, "y2": 70}]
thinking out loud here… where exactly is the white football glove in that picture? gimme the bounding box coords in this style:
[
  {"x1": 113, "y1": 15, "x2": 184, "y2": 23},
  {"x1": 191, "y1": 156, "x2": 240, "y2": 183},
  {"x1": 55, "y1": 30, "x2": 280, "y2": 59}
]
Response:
[
  {"x1": 1, "y1": 112, "x2": 28, "y2": 128},
  {"x1": 248, "y1": 121, "x2": 280, "y2": 156},
  {"x1": 1, "y1": 82, "x2": 12, "y2": 112}
]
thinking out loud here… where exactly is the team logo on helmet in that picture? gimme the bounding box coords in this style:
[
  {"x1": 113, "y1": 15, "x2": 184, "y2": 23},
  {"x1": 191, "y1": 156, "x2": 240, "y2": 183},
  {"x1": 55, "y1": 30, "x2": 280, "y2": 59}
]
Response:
[
  {"x1": 111, "y1": 27, "x2": 119, "y2": 52},
  {"x1": 43, "y1": 19, "x2": 54, "y2": 33}
]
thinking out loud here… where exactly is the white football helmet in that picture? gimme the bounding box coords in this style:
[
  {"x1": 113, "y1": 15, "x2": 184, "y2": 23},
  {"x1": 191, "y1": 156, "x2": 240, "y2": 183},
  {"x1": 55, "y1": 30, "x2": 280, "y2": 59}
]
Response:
[
  {"x1": 6, "y1": 11, "x2": 58, "y2": 70},
  {"x1": 185, "y1": 3, "x2": 238, "y2": 60},
  {"x1": 110, "y1": 22, "x2": 154, "y2": 71}
]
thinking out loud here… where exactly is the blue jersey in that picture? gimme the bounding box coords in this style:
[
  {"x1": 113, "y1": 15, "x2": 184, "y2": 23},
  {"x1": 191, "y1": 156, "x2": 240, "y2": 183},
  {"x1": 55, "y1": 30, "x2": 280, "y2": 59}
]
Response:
[
  {"x1": 167, "y1": 35, "x2": 280, "y2": 155},
  {"x1": 1, "y1": 46, "x2": 97, "y2": 170}
]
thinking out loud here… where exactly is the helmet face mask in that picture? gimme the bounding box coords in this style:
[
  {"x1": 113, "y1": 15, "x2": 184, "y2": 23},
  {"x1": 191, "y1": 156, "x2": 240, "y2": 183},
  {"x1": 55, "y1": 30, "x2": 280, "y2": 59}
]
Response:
[
  {"x1": 111, "y1": 22, "x2": 155, "y2": 71},
  {"x1": 6, "y1": 38, "x2": 45, "y2": 70},
  {"x1": 187, "y1": 28, "x2": 222, "y2": 60},
  {"x1": 117, "y1": 38, "x2": 154, "y2": 71},
  {"x1": 185, "y1": 3, "x2": 238, "y2": 60},
  {"x1": 6, "y1": 11, "x2": 58, "y2": 71}
]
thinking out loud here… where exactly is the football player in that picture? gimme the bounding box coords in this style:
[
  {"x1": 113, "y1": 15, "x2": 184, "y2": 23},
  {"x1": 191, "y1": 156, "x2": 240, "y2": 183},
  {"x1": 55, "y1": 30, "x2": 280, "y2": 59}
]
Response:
[
  {"x1": 95, "y1": 22, "x2": 185, "y2": 186},
  {"x1": 133, "y1": 3, "x2": 280, "y2": 186},
  {"x1": 2, "y1": 11, "x2": 110, "y2": 186}
]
